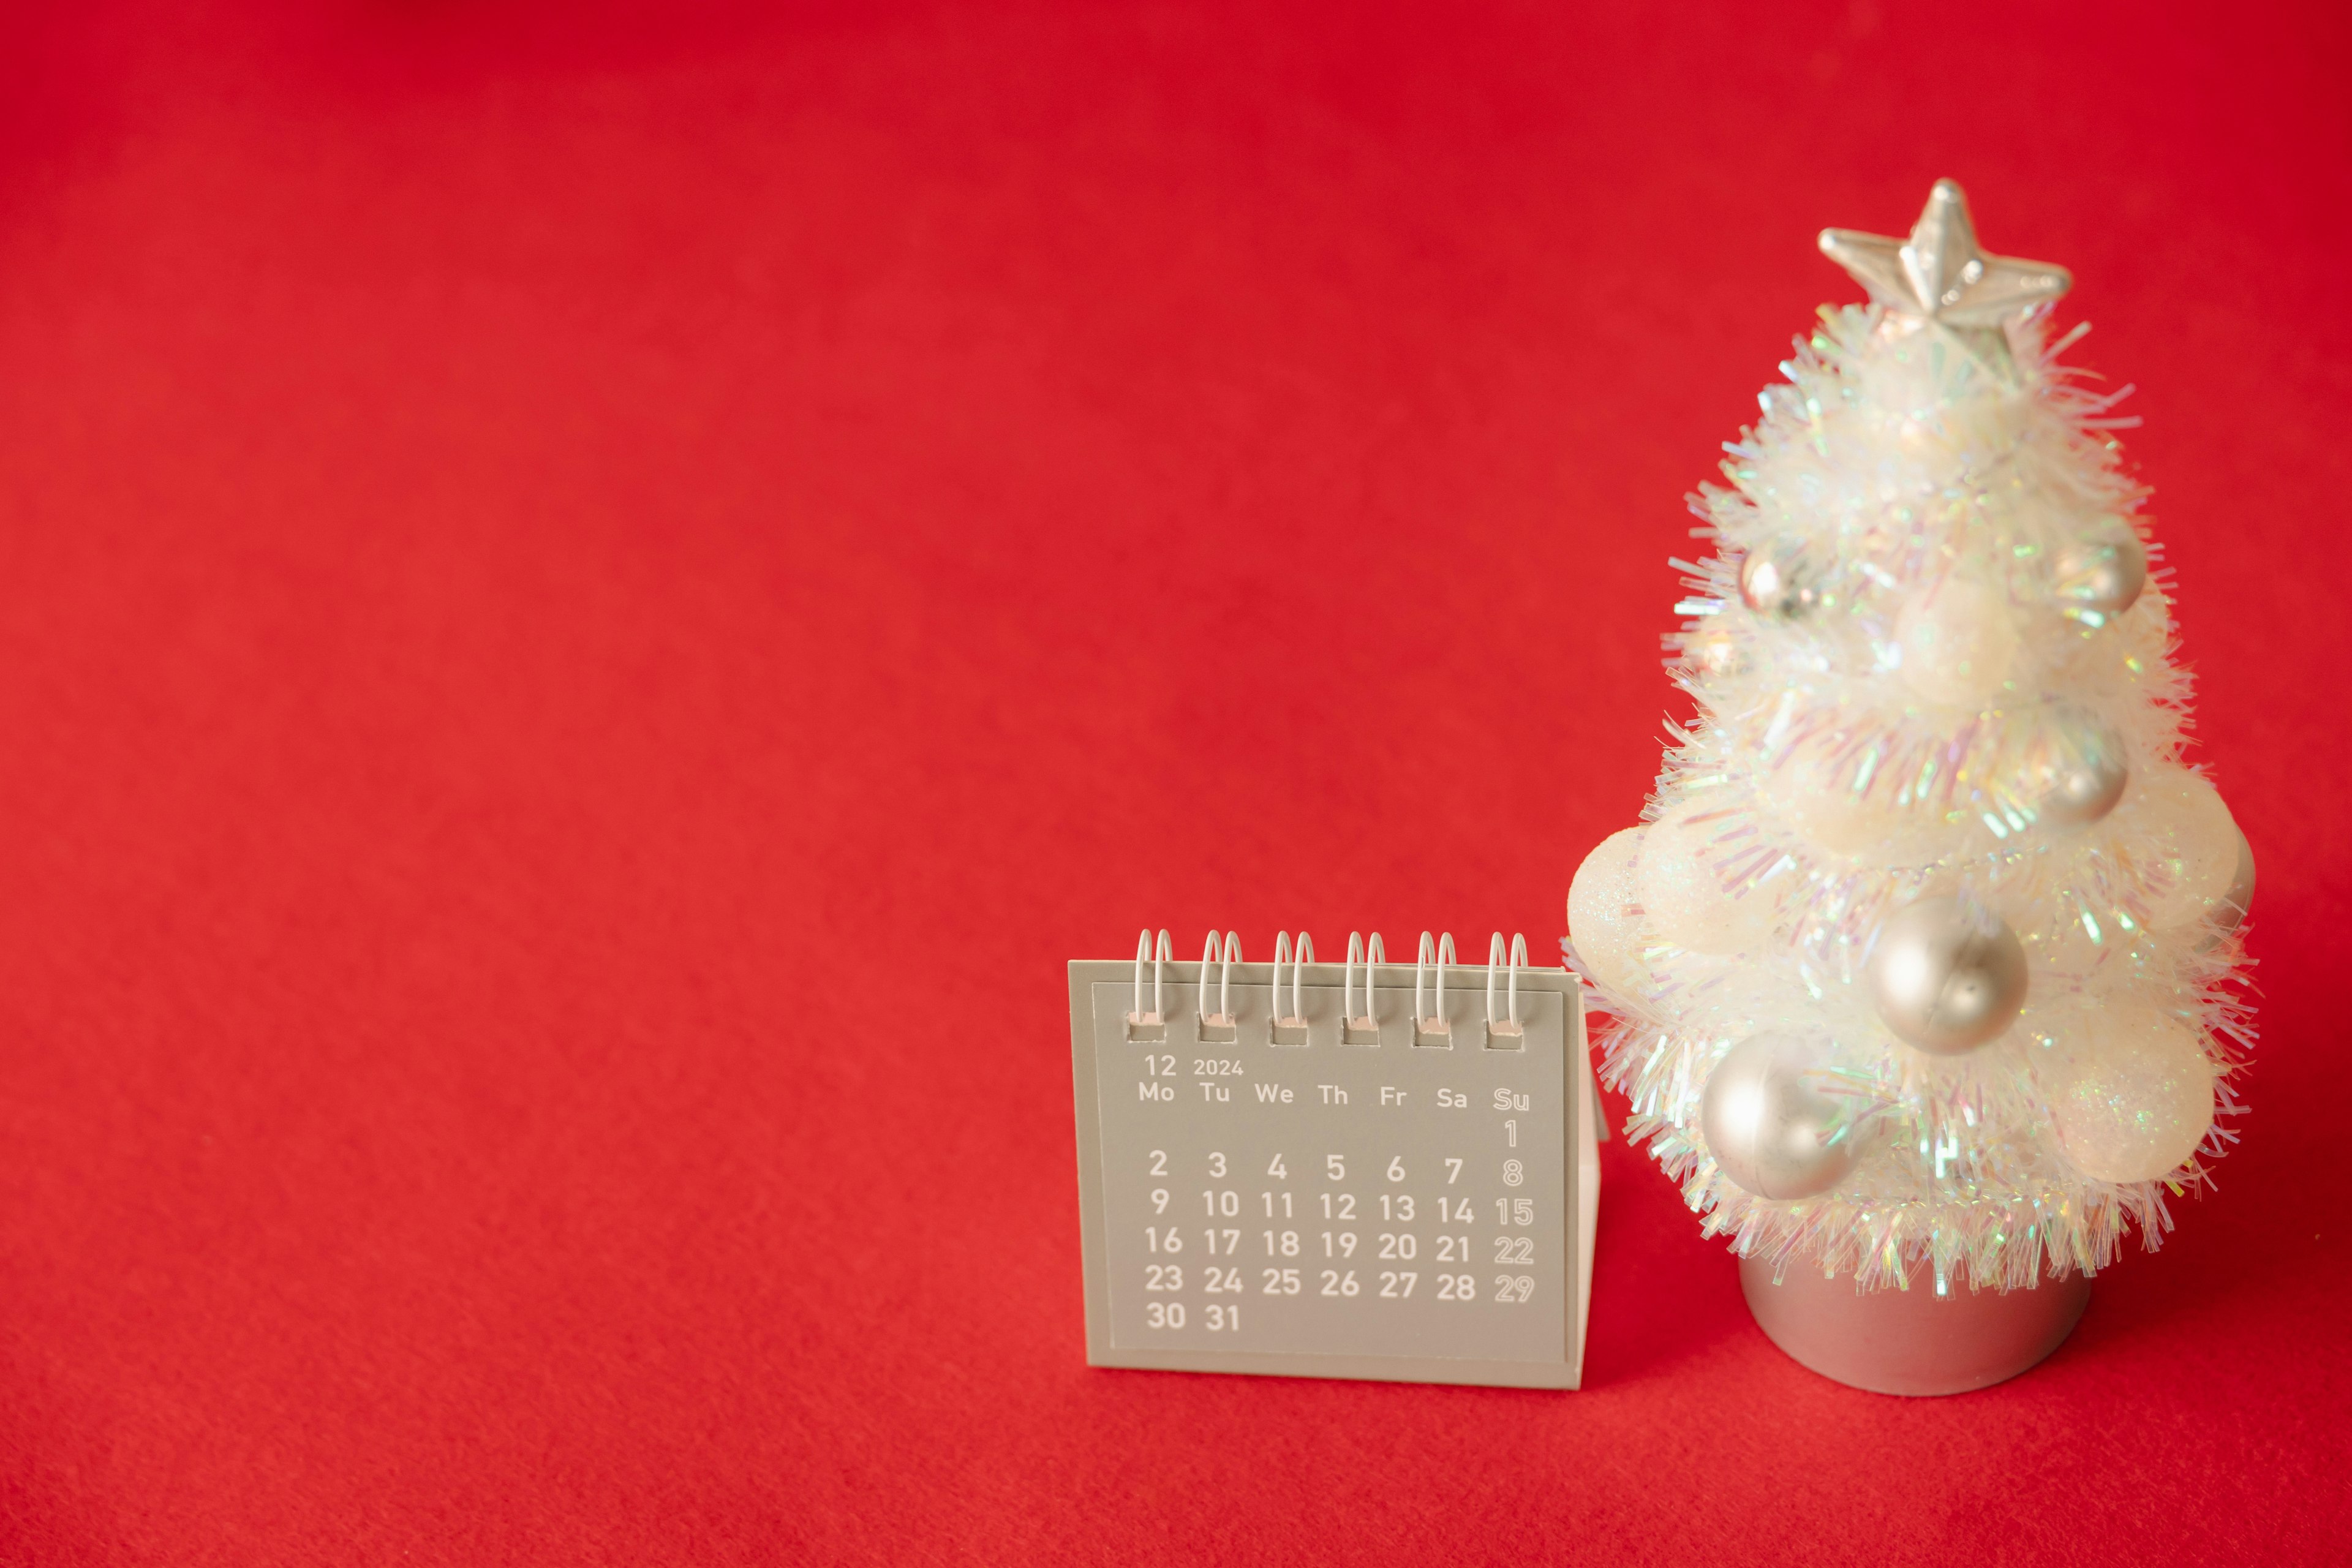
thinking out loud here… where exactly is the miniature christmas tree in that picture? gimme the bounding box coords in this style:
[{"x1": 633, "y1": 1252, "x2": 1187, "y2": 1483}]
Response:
[{"x1": 1569, "y1": 181, "x2": 2255, "y2": 1294}]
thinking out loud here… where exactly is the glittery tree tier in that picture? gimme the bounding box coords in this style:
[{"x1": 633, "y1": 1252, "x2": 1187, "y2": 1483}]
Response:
[{"x1": 1569, "y1": 182, "x2": 2255, "y2": 1294}]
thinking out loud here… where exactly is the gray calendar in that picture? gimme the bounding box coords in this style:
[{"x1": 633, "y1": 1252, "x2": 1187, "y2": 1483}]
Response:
[{"x1": 1068, "y1": 932, "x2": 1600, "y2": 1389}]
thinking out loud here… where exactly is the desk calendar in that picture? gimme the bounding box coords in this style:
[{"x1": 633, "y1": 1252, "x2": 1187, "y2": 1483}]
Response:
[{"x1": 1069, "y1": 930, "x2": 1600, "y2": 1389}]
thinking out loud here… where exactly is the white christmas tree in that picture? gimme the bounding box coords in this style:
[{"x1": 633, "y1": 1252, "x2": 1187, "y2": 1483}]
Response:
[{"x1": 1569, "y1": 181, "x2": 2255, "y2": 1294}]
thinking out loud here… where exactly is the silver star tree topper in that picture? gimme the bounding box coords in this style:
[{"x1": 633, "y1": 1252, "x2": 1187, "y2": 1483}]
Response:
[{"x1": 1819, "y1": 179, "x2": 2070, "y2": 382}]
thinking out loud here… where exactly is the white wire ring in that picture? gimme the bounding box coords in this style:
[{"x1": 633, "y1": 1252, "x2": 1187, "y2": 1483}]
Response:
[
  {"x1": 1415, "y1": 932, "x2": 1456, "y2": 1025},
  {"x1": 1343, "y1": 932, "x2": 1387, "y2": 1023},
  {"x1": 1196, "y1": 931, "x2": 1240, "y2": 1021},
  {"x1": 1133, "y1": 928, "x2": 1170, "y2": 1022},
  {"x1": 1286, "y1": 932, "x2": 1314, "y2": 1022},
  {"x1": 1486, "y1": 932, "x2": 1529, "y2": 1027}
]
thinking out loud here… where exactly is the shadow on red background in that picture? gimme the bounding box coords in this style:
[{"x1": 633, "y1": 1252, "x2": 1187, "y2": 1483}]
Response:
[{"x1": 0, "y1": 1, "x2": 2343, "y2": 1562}]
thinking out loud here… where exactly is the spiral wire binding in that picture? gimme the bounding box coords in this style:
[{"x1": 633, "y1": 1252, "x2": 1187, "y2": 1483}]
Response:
[
  {"x1": 1270, "y1": 932, "x2": 1314, "y2": 1046},
  {"x1": 1118, "y1": 927, "x2": 1578, "y2": 1067},
  {"x1": 1485, "y1": 933, "x2": 1529, "y2": 1049},
  {"x1": 1128, "y1": 929, "x2": 1171, "y2": 1042},
  {"x1": 1196, "y1": 931, "x2": 1241, "y2": 1044},
  {"x1": 1414, "y1": 932, "x2": 1457, "y2": 1047},
  {"x1": 1341, "y1": 932, "x2": 1387, "y2": 1046}
]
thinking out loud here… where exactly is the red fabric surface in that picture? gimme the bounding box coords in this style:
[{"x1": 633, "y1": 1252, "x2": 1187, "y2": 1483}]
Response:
[{"x1": 1, "y1": 1, "x2": 2346, "y2": 1561}]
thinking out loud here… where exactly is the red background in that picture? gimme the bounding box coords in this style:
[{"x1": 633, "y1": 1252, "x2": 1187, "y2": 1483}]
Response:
[{"x1": 1, "y1": 1, "x2": 2345, "y2": 1562}]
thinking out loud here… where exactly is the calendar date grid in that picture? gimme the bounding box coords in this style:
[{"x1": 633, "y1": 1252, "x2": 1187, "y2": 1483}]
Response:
[{"x1": 1131, "y1": 1144, "x2": 1544, "y2": 1335}]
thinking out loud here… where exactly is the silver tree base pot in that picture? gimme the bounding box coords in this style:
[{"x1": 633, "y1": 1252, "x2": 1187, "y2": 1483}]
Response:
[{"x1": 1738, "y1": 1253, "x2": 2092, "y2": 1396}]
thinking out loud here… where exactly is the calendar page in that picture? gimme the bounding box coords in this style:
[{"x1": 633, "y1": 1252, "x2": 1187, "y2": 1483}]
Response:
[{"x1": 1068, "y1": 935, "x2": 1598, "y2": 1389}]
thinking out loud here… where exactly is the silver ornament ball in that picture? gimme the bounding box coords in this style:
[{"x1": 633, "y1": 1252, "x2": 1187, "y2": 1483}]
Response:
[
  {"x1": 2051, "y1": 532, "x2": 2147, "y2": 622},
  {"x1": 1700, "y1": 1033, "x2": 1862, "y2": 1201},
  {"x1": 2021, "y1": 704, "x2": 2129, "y2": 828},
  {"x1": 1867, "y1": 896, "x2": 2029, "y2": 1055},
  {"x1": 1739, "y1": 547, "x2": 1822, "y2": 619}
]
